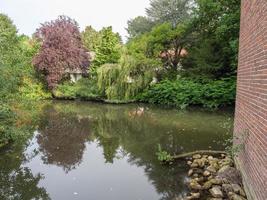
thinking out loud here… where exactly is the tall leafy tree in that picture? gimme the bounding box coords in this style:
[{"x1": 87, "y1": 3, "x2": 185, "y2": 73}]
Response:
[
  {"x1": 0, "y1": 14, "x2": 20, "y2": 100},
  {"x1": 0, "y1": 14, "x2": 19, "y2": 66},
  {"x1": 182, "y1": 0, "x2": 240, "y2": 78},
  {"x1": 33, "y1": 16, "x2": 90, "y2": 90},
  {"x1": 146, "y1": 0, "x2": 194, "y2": 27},
  {"x1": 93, "y1": 26, "x2": 122, "y2": 66},
  {"x1": 126, "y1": 16, "x2": 154, "y2": 39},
  {"x1": 0, "y1": 14, "x2": 32, "y2": 146},
  {"x1": 127, "y1": 22, "x2": 190, "y2": 71},
  {"x1": 81, "y1": 25, "x2": 101, "y2": 51}
]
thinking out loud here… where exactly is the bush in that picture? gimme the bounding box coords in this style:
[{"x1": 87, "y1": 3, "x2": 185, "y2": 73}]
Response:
[
  {"x1": 0, "y1": 104, "x2": 17, "y2": 147},
  {"x1": 54, "y1": 78, "x2": 102, "y2": 100},
  {"x1": 139, "y1": 77, "x2": 236, "y2": 109},
  {"x1": 19, "y1": 77, "x2": 51, "y2": 100}
]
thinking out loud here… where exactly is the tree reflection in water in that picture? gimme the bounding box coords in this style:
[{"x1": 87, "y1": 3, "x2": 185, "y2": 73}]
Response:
[
  {"x1": 91, "y1": 105, "x2": 189, "y2": 199},
  {"x1": 37, "y1": 106, "x2": 92, "y2": 172},
  {"x1": 0, "y1": 145, "x2": 50, "y2": 200},
  {"x1": 1, "y1": 101, "x2": 231, "y2": 200}
]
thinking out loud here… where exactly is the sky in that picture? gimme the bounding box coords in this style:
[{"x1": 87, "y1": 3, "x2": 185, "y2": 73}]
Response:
[{"x1": 0, "y1": 0, "x2": 150, "y2": 42}]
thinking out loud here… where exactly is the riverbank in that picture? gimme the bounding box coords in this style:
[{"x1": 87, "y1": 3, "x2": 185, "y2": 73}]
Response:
[{"x1": 52, "y1": 76, "x2": 236, "y2": 110}]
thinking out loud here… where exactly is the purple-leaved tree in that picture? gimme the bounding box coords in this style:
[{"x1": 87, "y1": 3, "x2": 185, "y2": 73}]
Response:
[{"x1": 33, "y1": 16, "x2": 89, "y2": 90}]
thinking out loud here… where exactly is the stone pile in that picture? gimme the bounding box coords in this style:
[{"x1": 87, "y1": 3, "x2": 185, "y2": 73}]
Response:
[{"x1": 185, "y1": 154, "x2": 247, "y2": 200}]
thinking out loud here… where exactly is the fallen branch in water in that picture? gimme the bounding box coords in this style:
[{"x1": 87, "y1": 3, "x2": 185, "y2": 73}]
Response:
[{"x1": 171, "y1": 150, "x2": 226, "y2": 160}]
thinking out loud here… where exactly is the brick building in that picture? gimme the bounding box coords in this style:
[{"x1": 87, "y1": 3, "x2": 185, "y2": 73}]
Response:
[{"x1": 234, "y1": 0, "x2": 267, "y2": 199}]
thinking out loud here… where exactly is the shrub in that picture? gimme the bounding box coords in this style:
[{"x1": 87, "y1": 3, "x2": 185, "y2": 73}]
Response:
[
  {"x1": 0, "y1": 104, "x2": 17, "y2": 147},
  {"x1": 19, "y1": 77, "x2": 51, "y2": 100},
  {"x1": 139, "y1": 77, "x2": 236, "y2": 109},
  {"x1": 54, "y1": 78, "x2": 102, "y2": 100}
]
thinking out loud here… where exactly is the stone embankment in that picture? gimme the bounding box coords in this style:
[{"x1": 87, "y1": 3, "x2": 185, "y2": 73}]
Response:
[{"x1": 185, "y1": 154, "x2": 247, "y2": 200}]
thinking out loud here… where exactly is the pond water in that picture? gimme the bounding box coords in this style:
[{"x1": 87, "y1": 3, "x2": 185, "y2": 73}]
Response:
[{"x1": 0, "y1": 101, "x2": 233, "y2": 200}]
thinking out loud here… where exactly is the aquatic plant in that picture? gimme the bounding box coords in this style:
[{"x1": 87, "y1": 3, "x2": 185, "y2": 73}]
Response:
[{"x1": 156, "y1": 144, "x2": 173, "y2": 162}]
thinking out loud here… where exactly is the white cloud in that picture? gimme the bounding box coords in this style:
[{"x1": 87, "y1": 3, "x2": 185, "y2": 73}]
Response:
[{"x1": 0, "y1": 0, "x2": 150, "y2": 42}]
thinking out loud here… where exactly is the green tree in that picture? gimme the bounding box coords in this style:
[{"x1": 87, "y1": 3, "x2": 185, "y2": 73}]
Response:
[
  {"x1": 146, "y1": 0, "x2": 194, "y2": 27},
  {"x1": 81, "y1": 25, "x2": 101, "y2": 51},
  {"x1": 182, "y1": 0, "x2": 240, "y2": 78},
  {"x1": 94, "y1": 27, "x2": 122, "y2": 66},
  {"x1": 0, "y1": 14, "x2": 48, "y2": 147},
  {"x1": 0, "y1": 14, "x2": 19, "y2": 65},
  {"x1": 0, "y1": 14, "x2": 23, "y2": 95},
  {"x1": 126, "y1": 16, "x2": 154, "y2": 39},
  {"x1": 147, "y1": 23, "x2": 190, "y2": 71}
]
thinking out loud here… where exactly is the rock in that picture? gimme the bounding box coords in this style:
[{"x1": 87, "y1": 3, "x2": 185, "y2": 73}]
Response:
[
  {"x1": 208, "y1": 175, "x2": 214, "y2": 180},
  {"x1": 208, "y1": 198, "x2": 223, "y2": 200},
  {"x1": 231, "y1": 184, "x2": 246, "y2": 197},
  {"x1": 208, "y1": 156, "x2": 214, "y2": 160},
  {"x1": 231, "y1": 184, "x2": 242, "y2": 193},
  {"x1": 229, "y1": 193, "x2": 246, "y2": 200},
  {"x1": 209, "y1": 186, "x2": 223, "y2": 198},
  {"x1": 191, "y1": 162, "x2": 199, "y2": 168},
  {"x1": 203, "y1": 170, "x2": 211, "y2": 177},
  {"x1": 219, "y1": 157, "x2": 234, "y2": 167},
  {"x1": 218, "y1": 167, "x2": 242, "y2": 185},
  {"x1": 210, "y1": 178, "x2": 222, "y2": 185},
  {"x1": 192, "y1": 168, "x2": 204, "y2": 174},
  {"x1": 221, "y1": 154, "x2": 226, "y2": 158},
  {"x1": 207, "y1": 166, "x2": 217, "y2": 173},
  {"x1": 189, "y1": 180, "x2": 202, "y2": 190},
  {"x1": 193, "y1": 177, "x2": 204, "y2": 183},
  {"x1": 188, "y1": 169, "x2": 194, "y2": 176},
  {"x1": 202, "y1": 155, "x2": 208, "y2": 158},
  {"x1": 192, "y1": 173, "x2": 199, "y2": 178},
  {"x1": 222, "y1": 184, "x2": 233, "y2": 194},
  {"x1": 218, "y1": 165, "x2": 230, "y2": 174},
  {"x1": 203, "y1": 180, "x2": 213, "y2": 189},
  {"x1": 239, "y1": 188, "x2": 246, "y2": 197},
  {"x1": 194, "y1": 158, "x2": 206, "y2": 168},
  {"x1": 187, "y1": 161, "x2": 193, "y2": 166},
  {"x1": 189, "y1": 192, "x2": 200, "y2": 199},
  {"x1": 193, "y1": 154, "x2": 202, "y2": 159},
  {"x1": 210, "y1": 162, "x2": 220, "y2": 171}
]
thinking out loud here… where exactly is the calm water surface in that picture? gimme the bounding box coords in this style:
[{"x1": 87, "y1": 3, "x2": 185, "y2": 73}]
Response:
[{"x1": 0, "y1": 101, "x2": 233, "y2": 200}]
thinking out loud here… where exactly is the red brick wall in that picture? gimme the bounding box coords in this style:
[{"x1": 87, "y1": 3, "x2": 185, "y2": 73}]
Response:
[{"x1": 234, "y1": 0, "x2": 267, "y2": 199}]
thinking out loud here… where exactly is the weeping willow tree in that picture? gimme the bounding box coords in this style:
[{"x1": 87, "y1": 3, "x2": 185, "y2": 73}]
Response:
[{"x1": 97, "y1": 53, "x2": 160, "y2": 101}]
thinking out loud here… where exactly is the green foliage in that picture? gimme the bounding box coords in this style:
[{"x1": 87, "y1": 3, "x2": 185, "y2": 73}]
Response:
[
  {"x1": 93, "y1": 27, "x2": 122, "y2": 67},
  {"x1": 139, "y1": 77, "x2": 236, "y2": 109},
  {"x1": 126, "y1": 16, "x2": 155, "y2": 39},
  {"x1": 146, "y1": 0, "x2": 193, "y2": 26},
  {"x1": 127, "y1": 22, "x2": 190, "y2": 71},
  {"x1": 0, "y1": 104, "x2": 16, "y2": 147},
  {"x1": 0, "y1": 14, "x2": 19, "y2": 65},
  {"x1": 97, "y1": 53, "x2": 159, "y2": 101},
  {"x1": 126, "y1": 33, "x2": 151, "y2": 58},
  {"x1": 54, "y1": 78, "x2": 102, "y2": 100},
  {"x1": 19, "y1": 77, "x2": 51, "y2": 100},
  {"x1": 156, "y1": 144, "x2": 173, "y2": 162},
  {"x1": 182, "y1": 0, "x2": 240, "y2": 78},
  {"x1": 81, "y1": 26, "x2": 101, "y2": 51},
  {"x1": 0, "y1": 14, "x2": 48, "y2": 147}
]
